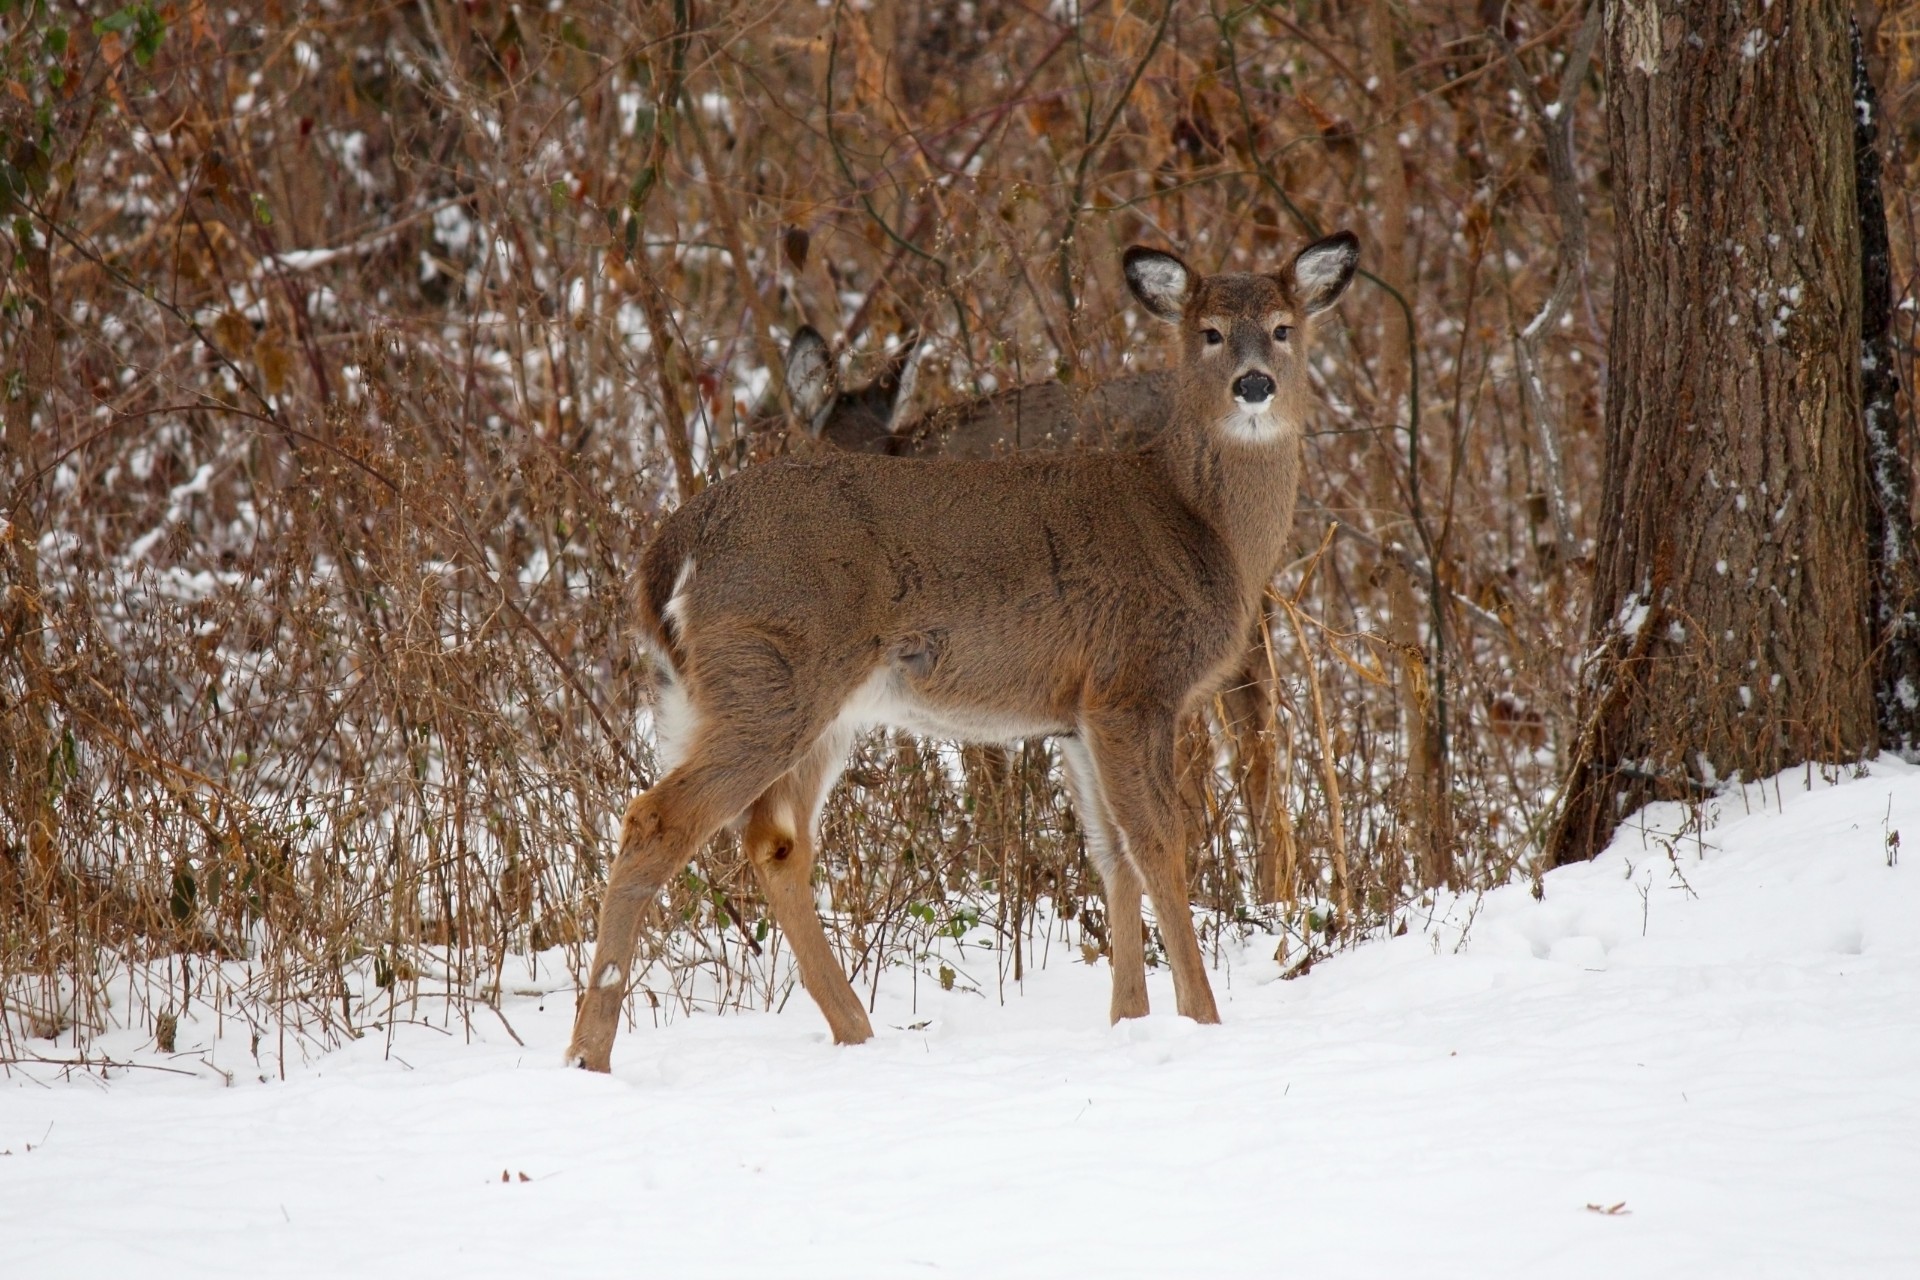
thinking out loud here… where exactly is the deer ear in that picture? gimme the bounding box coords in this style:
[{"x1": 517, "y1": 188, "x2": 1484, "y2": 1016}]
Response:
[
  {"x1": 879, "y1": 330, "x2": 923, "y2": 430},
  {"x1": 1124, "y1": 247, "x2": 1194, "y2": 324},
  {"x1": 784, "y1": 326, "x2": 835, "y2": 430},
  {"x1": 1289, "y1": 231, "x2": 1360, "y2": 315}
]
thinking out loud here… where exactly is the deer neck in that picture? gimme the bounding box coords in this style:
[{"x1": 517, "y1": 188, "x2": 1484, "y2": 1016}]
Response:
[{"x1": 1150, "y1": 404, "x2": 1303, "y2": 599}]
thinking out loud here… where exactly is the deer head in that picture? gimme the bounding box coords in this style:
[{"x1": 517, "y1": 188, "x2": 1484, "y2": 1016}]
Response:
[
  {"x1": 1124, "y1": 231, "x2": 1359, "y2": 445},
  {"x1": 781, "y1": 326, "x2": 921, "y2": 455}
]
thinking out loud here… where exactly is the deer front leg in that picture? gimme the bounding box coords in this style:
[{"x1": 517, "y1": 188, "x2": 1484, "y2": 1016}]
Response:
[
  {"x1": 1100, "y1": 860, "x2": 1149, "y2": 1022},
  {"x1": 1058, "y1": 735, "x2": 1149, "y2": 1021},
  {"x1": 1084, "y1": 715, "x2": 1222, "y2": 1025}
]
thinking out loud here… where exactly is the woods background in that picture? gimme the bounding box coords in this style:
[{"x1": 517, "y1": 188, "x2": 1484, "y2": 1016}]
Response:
[{"x1": 3, "y1": 1, "x2": 1917, "y2": 1056}]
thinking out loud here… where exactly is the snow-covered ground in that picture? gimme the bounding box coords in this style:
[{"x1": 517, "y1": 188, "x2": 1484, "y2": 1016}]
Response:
[{"x1": 6, "y1": 763, "x2": 1918, "y2": 1277}]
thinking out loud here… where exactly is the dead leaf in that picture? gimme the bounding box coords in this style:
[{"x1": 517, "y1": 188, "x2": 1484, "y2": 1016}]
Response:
[
  {"x1": 98, "y1": 33, "x2": 131, "y2": 115},
  {"x1": 1023, "y1": 97, "x2": 1073, "y2": 141},
  {"x1": 187, "y1": 0, "x2": 213, "y2": 46},
  {"x1": 212, "y1": 310, "x2": 250, "y2": 355},
  {"x1": 254, "y1": 331, "x2": 293, "y2": 397}
]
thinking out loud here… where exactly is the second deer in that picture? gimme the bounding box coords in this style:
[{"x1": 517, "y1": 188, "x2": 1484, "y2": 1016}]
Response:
[
  {"x1": 569, "y1": 232, "x2": 1359, "y2": 1071},
  {"x1": 778, "y1": 327, "x2": 1174, "y2": 459}
]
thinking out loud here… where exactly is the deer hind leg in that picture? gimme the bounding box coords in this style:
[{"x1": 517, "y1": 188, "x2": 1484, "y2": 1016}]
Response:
[
  {"x1": 741, "y1": 725, "x2": 874, "y2": 1045},
  {"x1": 1082, "y1": 713, "x2": 1222, "y2": 1025},
  {"x1": 566, "y1": 758, "x2": 769, "y2": 1071},
  {"x1": 1058, "y1": 735, "x2": 1148, "y2": 1022},
  {"x1": 567, "y1": 639, "x2": 841, "y2": 1073}
]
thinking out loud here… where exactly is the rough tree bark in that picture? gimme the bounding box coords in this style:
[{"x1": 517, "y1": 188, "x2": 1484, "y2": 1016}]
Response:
[
  {"x1": 1550, "y1": 0, "x2": 1876, "y2": 865},
  {"x1": 1852, "y1": 17, "x2": 1920, "y2": 757}
]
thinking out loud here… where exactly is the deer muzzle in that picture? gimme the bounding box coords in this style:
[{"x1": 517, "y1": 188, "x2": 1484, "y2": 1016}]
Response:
[{"x1": 1232, "y1": 371, "x2": 1276, "y2": 405}]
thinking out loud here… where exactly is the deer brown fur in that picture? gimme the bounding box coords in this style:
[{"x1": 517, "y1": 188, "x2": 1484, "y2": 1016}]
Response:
[
  {"x1": 568, "y1": 232, "x2": 1359, "y2": 1071},
  {"x1": 896, "y1": 371, "x2": 1176, "y2": 457},
  {"x1": 777, "y1": 308, "x2": 1291, "y2": 902}
]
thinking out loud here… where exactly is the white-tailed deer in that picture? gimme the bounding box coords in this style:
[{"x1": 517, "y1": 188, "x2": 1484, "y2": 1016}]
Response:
[
  {"x1": 778, "y1": 327, "x2": 1175, "y2": 460},
  {"x1": 774, "y1": 327, "x2": 922, "y2": 456},
  {"x1": 569, "y1": 232, "x2": 1359, "y2": 1071},
  {"x1": 778, "y1": 323, "x2": 1289, "y2": 901}
]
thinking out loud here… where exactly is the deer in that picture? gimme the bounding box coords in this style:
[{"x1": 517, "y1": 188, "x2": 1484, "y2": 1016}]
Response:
[
  {"x1": 772, "y1": 327, "x2": 923, "y2": 457},
  {"x1": 568, "y1": 231, "x2": 1359, "y2": 1072},
  {"x1": 775, "y1": 326, "x2": 1175, "y2": 459},
  {"x1": 774, "y1": 319, "x2": 1289, "y2": 902}
]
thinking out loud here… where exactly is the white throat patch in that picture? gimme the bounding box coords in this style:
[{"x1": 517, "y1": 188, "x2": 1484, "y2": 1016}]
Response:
[{"x1": 1221, "y1": 402, "x2": 1289, "y2": 444}]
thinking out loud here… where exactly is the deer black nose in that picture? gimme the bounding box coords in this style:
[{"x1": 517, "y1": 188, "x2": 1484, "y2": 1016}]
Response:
[{"x1": 1233, "y1": 371, "x2": 1275, "y2": 404}]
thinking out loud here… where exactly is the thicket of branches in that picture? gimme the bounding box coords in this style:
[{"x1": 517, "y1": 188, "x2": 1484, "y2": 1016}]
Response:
[{"x1": 3, "y1": 1, "x2": 1917, "y2": 1055}]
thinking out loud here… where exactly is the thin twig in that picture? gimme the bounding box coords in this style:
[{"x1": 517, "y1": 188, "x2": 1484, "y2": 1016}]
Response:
[{"x1": 1055, "y1": 1, "x2": 1175, "y2": 372}]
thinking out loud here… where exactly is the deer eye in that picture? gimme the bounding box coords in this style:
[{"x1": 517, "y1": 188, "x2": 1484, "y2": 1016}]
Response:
[
  {"x1": 1272, "y1": 325, "x2": 1292, "y2": 342},
  {"x1": 1203, "y1": 328, "x2": 1223, "y2": 345}
]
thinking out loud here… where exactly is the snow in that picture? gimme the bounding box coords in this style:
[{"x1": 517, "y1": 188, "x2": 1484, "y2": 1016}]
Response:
[
  {"x1": 265, "y1": 247, "x2": 352, "y2": 272},
  {"x1": 1616, "y1": 590, "x2": 1650, "y2": 637},
  {"x1": 7, "y1": 763, "x2": 1920, "y2": 1277},
  {"x1": 125, "y1": 461, "x2": 217, "y2": 562}
]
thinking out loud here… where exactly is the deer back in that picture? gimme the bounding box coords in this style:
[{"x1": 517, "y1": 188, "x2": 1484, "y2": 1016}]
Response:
[
  {"x1": 641, "y1": 232, "x2": 1361, "y2": 734},
  {"x1": 888, "y1": 369, "x2": 1179, "y2": 459}
]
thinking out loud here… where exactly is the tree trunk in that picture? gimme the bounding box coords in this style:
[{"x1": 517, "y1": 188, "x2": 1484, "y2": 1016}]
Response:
[
  {"x1": 1852, "y1": 17, "x2": 1920, "y2": 757},
  {"x1": 1551, "y1": 1, "x2": 1874, "y2": 865}
]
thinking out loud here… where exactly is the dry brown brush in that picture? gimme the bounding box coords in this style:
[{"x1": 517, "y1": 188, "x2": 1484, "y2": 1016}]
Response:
[{"x1": 3, "y1": 0, "x2": 1917, "y2": 1056}]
